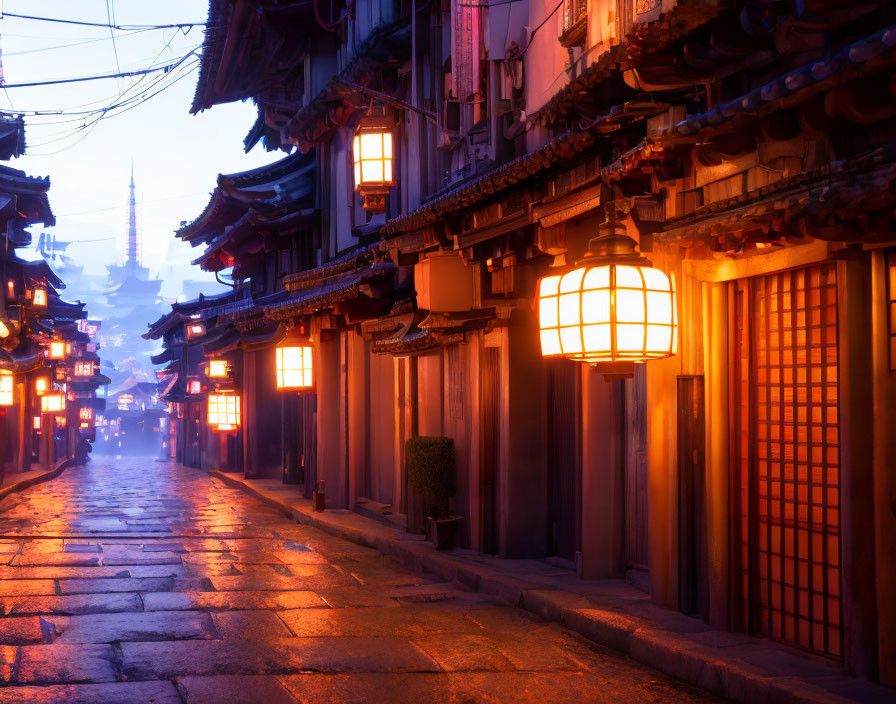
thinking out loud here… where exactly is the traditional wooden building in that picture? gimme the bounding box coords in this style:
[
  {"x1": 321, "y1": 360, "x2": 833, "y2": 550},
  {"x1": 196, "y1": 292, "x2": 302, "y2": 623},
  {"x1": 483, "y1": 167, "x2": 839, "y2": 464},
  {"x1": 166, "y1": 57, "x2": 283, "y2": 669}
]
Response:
[
  {"x1": 0, "y1": 124, "x2": 103, "y2": 475},
  {"x1": 153, "y1": 0, "x2": 896, "y2": 687}
]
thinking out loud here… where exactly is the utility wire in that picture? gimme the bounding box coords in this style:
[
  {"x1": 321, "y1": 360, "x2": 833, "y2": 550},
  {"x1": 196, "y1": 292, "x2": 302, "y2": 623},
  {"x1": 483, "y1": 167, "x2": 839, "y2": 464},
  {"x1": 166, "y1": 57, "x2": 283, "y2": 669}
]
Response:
[
  {"x1": 0, "y1": 53, "x2": 197, "y2": 89},
  {"x1": 2, "y1": 12, "x2": 205, "y2": 31},
  {"x1": 105, "y1": 0, "x2": 124, "y2": 91}
]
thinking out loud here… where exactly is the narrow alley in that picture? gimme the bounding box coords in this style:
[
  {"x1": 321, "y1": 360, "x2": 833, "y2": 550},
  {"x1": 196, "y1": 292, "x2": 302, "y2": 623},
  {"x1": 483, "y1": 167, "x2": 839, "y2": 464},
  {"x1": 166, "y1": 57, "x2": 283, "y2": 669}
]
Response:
[{"x1": 0, "y1": 456, "x2": 722, "y2": 703}]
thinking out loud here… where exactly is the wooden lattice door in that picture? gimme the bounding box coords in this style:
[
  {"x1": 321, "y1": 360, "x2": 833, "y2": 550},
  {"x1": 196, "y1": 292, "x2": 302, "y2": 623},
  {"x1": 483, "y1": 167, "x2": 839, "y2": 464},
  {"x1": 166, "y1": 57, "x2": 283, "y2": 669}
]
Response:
[{"x1": 733, "y1": 262, "x2": 842, "y2": 660}]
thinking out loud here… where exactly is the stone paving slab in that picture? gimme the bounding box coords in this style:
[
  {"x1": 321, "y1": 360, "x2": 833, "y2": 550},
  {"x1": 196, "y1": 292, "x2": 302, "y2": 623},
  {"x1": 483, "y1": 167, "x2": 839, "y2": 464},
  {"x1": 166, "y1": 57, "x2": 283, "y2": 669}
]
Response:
[
  {"x1": 213, "y1": 469, "x2": 896, "y2": 704},
  {"x1": 0, "y1": 458, "x2": 738, "y2": 703}
]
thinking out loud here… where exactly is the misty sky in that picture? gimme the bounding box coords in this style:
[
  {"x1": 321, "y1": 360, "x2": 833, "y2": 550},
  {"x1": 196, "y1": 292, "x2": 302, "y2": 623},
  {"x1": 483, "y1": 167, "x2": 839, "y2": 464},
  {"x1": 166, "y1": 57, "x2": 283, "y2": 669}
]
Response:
[{"x1": 1, "y1": 0, "x2": 280, "y2": 300}]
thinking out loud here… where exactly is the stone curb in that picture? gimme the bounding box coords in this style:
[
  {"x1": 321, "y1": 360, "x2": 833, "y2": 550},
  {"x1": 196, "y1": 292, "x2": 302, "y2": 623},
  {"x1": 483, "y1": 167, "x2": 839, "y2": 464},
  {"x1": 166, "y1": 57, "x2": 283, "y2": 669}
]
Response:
[
  {"x1": 0, "y1": 457, "x2": 76, "y2": 502},
  {"x1": 208, "y1": 470, "x2": 889, "y2": 704}
]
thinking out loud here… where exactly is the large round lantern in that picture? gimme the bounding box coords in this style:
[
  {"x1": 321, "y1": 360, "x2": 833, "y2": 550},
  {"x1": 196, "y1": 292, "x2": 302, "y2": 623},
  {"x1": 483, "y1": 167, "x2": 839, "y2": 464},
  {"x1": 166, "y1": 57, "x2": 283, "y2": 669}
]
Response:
[
  {"x1": 537, "y1": 229, "x2": 676, "y2": 365},
  {"x1": 352, "y1": 106, "x2": 394, "y2": 213}
]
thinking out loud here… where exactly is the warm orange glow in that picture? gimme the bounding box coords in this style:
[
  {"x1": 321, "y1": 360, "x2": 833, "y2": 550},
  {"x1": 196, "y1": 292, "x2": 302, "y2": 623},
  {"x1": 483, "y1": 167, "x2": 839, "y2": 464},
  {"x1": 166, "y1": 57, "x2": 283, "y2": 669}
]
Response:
[
  {"x1": 79, "y1": 407, "x2": 93, "y2": 421},
  {"x1": 74, "y1": 362, "x2": 93, "y2": 376},
  {"x1": 32, "y1": 416, "x2": 41, "y2": 430},
  {"x1": 206, "y1": 359, "x2": 228, "y2": 378},
  {"x1": 0, "y1": 371, "x2": 13, "y2": 406},
  {"x1": 353, "y1": 131, "x2": 394, "y2": 188},
  {"x1": 35, "y1": 377, "x2": 48, "y2": 395},
  {"x1": 6, "y1": 280, "x2": 13, "y2": 296},
  {"x1": 208, "y1": 393, "x2": 240, "y2": 430},
  {"x1": 0, "y1": 320, "x2": 9, "y2": 338},
  {"x1": 538, "y1": 263, "x2": 677, "y2": 364},
  {"x1": 186, "y1": 322, "x2": 206, "y2": 340},
  {"x1": 276, "y1": 345, "x2": 313, "y2": 390},
  {"x1": 48, "y1": 341, "x2": 66, "y2": 359},
  {"x1": 41, "y1": 393, "x2": 65, "y2": 413},
  {"x1": 32, "y1": 287, "x2": 47, "y2": 307}
]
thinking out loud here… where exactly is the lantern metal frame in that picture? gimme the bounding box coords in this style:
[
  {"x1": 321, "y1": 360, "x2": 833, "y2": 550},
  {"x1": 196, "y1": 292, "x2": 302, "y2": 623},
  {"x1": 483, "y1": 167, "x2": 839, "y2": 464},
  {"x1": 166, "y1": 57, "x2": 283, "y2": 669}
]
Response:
[
  {"x1": 352, "y1": 104, "x2": 395, "y2": 213},
  {"x1": 537, "y1": 223, "x2": 677, "y2": 373},
  {"x1": 275, "y1": 341, "x2": 314, "y2": 391}
]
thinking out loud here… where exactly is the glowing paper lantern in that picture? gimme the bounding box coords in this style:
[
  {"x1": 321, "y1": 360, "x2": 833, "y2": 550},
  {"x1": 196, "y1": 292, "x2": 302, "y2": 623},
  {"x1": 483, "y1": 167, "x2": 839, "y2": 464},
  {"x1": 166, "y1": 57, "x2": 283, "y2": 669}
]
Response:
[
  {"x1": 35, "y1": 377, "x2": 48, "y2": 395},
  {"x1": 208, "y1": 393, "x2": 240, "y2": 431},
  {"x1": 186, "y1": 322, "x2": 206, "y2": 340},
  {"x1": 537, "y1": 231, "x2": 676, "y2": 365},
  {"x1": 275, "y1": 344, "x2": 313, "y2": 390},
  {"x1": 206, "y1": 360, "x2": 228, "y2": 378},
  {"x1": 33, "y1": 416, "x2": 41, "y2": 430},
  {"x1": 187, "y1": 380, "x2": 202, "y2": 395},
  {"x1": 48, "y1": 341, "x2": 66, "y2": 359},
  {"x1": 79, "y1": 407, "x2": 93, "y2": 421},
  {"x1": 0, "y1": 320, "x2": 9, "y2": 338},
  {"x1": 32, "y1": 287, "x2": 47, "y2": 307},
  {"x1": 74, "y1": 362, "x2": 93, "y2": 377},
  {"x1": 0, "y1": 371, "x2": 13, "y2": 406},
  {"x1": 352, "y1": 107, "x2": 394, "y2": 212},
  {"x1": 41, "y1": 393, "x2": 65, "y2": 413}
]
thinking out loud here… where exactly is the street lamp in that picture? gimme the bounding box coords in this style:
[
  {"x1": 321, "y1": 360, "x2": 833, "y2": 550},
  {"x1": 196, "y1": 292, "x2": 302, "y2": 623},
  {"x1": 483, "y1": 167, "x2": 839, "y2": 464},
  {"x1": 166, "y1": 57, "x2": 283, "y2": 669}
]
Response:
[
  {"x1": 352, "y1": 107, "x2": 394, "y2": 212},
  {"x1": 537, "y1": 225, "x2": 676, "y2": 368},
  {"x1": 0, "y1": 371, "x2": 13, "y2": 406},
  {"x1": 208, "y1": 393, "x2": 240, "y2": 431}
]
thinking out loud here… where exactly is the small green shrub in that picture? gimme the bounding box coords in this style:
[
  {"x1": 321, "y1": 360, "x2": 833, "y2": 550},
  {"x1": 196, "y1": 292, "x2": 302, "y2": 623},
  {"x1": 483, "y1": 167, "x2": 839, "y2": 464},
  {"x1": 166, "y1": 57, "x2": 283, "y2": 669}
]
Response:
[{"x1": 406, "y1": 436, "x2": 455, "y2": 520}]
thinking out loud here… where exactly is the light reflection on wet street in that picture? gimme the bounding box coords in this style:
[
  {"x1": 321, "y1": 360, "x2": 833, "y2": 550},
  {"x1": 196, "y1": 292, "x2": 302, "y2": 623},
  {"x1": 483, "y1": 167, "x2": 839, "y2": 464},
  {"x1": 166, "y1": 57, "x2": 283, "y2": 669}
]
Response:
[{"x1": 0, "y1": 457, "x2": 724, "y2": 702}]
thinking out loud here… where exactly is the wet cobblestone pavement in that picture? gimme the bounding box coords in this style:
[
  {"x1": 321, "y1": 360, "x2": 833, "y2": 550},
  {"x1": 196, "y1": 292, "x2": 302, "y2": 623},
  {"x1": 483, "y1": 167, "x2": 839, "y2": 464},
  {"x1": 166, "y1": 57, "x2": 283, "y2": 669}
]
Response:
[{"x1": 0, "y1": 457, "x2": 725, "y2": 703}]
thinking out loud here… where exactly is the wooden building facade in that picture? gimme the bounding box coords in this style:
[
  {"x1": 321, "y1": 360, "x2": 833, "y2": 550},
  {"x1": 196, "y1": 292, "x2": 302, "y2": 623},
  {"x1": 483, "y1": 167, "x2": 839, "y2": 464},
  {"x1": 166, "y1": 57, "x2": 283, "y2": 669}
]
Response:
[{"x1": 151, "y1": 0, "x2": 896, "y2": 686}]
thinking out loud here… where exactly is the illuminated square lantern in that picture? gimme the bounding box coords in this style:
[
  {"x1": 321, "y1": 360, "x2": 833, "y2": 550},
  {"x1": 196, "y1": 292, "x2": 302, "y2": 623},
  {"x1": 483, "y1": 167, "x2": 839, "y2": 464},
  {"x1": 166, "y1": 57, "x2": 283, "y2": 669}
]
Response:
[
  {"x1": 32, "y1": 287, "x2": 47, "y2": 307},
  {"x1": 185, "y1": 322, "x2": 206, "y2": 340},
  {"x1": 74, "y1": 362, "x2": 93, "y2": 377},
  {"x1": 537, "y1": 230, "x2": 677, "y2": 366},
  {"x1": 41, "y1": 393, "x2": 65, "y2": 413},
  {"x1": 79, "y1": 407, "x2": 93, "y2": 421},
  {"x1": 48, "y1": 341, "x2": 66, "y2": 359},
  {"x1": 208, "y1": 393, "x2": 240, "y2": 431},
  {"x1": 187, "y1": 379, "x2": 202, "y2": 395},
  {"x1": 352, "y1": 107, "x2": 394, "y2": 212},
  {"x1": 0, "y1": 371, "x2": 13, "y2": 406},
  {"x1": 206, "y1": 359, "x2": 228, "y2": 378},
  {"x1": 275, "y1": 344, "x2": 313, "y2": 390},
  {"x1": 35, "y1": 377, "x2": 49, "y2": 396},
  {"x1": 33, "y1": 416, "x2": 41, "y2": 430}
]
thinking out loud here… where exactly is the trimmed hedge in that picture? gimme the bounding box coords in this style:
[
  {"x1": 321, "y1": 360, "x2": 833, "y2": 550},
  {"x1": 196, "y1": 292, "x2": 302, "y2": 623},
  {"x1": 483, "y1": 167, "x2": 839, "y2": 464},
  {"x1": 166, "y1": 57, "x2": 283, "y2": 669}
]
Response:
[{"x1": 406, "y1": 436, "x2": 455, "y2": 520}]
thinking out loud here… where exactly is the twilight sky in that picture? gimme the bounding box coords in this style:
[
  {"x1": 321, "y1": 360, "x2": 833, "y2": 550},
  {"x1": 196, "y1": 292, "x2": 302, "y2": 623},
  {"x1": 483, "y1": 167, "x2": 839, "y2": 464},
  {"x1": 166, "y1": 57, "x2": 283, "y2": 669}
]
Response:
[{"x1": 2, "y1": 0, "x2": 280, "y2": 300}]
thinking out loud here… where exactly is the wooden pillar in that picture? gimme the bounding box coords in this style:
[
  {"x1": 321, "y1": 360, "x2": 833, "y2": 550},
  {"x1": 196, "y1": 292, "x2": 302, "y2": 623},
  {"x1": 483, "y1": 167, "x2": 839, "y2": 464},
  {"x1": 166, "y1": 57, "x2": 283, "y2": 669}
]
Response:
[
  {"x1": 870, "y1": 250, "x2": 896, "y2": 686},
  {"x1": 579, "y1": 370, "x2": 625, "y2": 579},
  {"x1": 837, "y1": 255, "x2": 878, "y2": 680},
  {"x1": 346, "y1": 328, "x2": 369, "y2": 507},
  {"x1": 315, "y1": 327, "x2": 344, "y2": 507},
  {"x1": 702, "y1": 281, "x2": 730, "y2": 629},
  {"x1": 499, "y1": 313, "x2": 547, "y2": 558}
]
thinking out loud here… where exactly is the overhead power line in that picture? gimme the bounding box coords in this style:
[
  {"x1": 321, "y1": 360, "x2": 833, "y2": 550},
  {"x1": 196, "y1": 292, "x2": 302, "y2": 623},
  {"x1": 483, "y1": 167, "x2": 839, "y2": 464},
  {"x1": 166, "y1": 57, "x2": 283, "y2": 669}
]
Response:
[
  {"x1": 0, "y1": 54, "x2": 197, "y2": 89},
  {"x1": 1, "y1": 12, "x2": 205, "y2": 31}
]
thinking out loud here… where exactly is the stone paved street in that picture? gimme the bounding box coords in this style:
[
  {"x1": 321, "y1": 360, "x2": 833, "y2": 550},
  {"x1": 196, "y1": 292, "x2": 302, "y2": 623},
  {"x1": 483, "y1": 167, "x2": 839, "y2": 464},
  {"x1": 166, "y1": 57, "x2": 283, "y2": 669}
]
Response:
[{"x1": 0, "y1": 457, "x2": 726, "y2": 703}]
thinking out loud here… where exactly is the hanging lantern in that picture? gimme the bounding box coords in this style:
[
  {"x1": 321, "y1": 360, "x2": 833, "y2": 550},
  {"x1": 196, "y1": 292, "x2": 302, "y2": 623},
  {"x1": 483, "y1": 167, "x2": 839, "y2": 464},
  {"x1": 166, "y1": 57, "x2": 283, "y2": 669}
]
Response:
[
  {"x1": 41, "y1": 393, "x2": 65, "y2": 413},
  {"x1": 79, "y1": 407, "x2": 93, "y2": 422},
  {"x1": 33, "y1": 416, "x2": 41, "y2": 430},
  {"x1": 187, "y1": 379, "x2": 202, "y2": 395},
  {"x1": 35, "y1": 377, "x2": 48, "y2": 395},
  {"x1": 0, "y1": 320, "x2": 9, "y2": 338},
  {"x1": 185, "y1": 322, "x2": 206, "y2": 340},
  {"x1": 206, "y1": 359, "x2": 228, "y2": 379},
  {"x1": 32, "y1": 287, "x2": 47, "y2": 307},
  {"x1": 208, "y1": 393, "x2": 240, "y2": 431},
  {"x1": 537, "y1": 225, "x2": 677, "y2": 370},
  {"x1": 275, "y1": 342, "x2": 313, "y2": 391},
  {"x1": 74, "y1": 362, "x2": 93, "y2": 377},
  {"x1": 0, "y1": 371, "x2": 13, "y2": 406},
  {"x1": 48, "y1": 341, "x2": 66, "y2": 359},
  {"x1": 352, "y1": 105, "x2": 394, "y2": 213}
]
